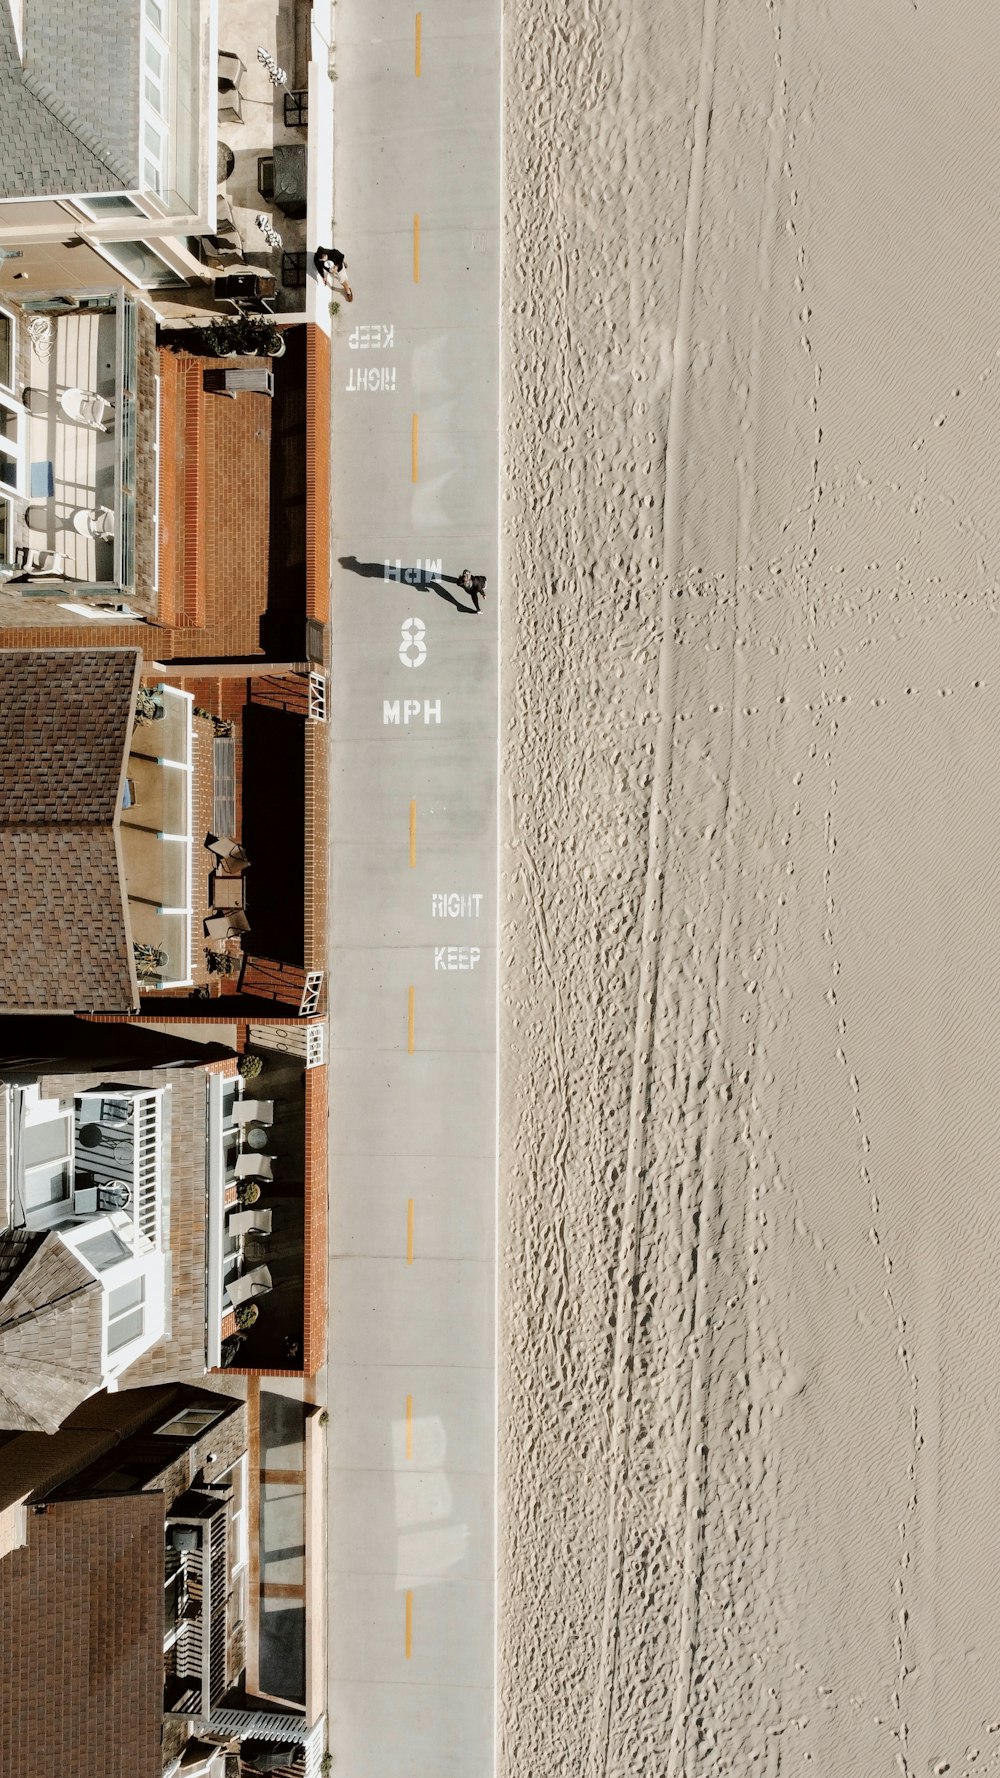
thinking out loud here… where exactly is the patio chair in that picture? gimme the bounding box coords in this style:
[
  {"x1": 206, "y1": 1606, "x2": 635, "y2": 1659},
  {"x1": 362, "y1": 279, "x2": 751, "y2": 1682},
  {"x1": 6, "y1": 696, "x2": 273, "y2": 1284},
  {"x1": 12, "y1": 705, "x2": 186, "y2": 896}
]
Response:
[
  {"x1": 218, "y1": 50, "x2": 246, "y2": 92},
  {"x1": 211, "y1": 871, "x2": 246, "y2": 910},
  {"x1": 227, "y1": 1208, "x2": 273, "y2": 1236},
  {"x1": 235, "y1": 1153, "x2": 273, "y2": 1181},
  {"x1": 204, "y1": 910, "x2": 250, "y2": 940},
  {"x1": 59, "y1": 386, "x2": 114, "y2": 430},
  {"x1": 233, "y1": 1100, "x2": 273, "y2": 1127},
  {"x1": 226, "y1": 1264, "x2": 272, "y2": 1307},
  {"x1": 13, "y1": 546, "x2": 66, "y2": 576},
  {"x1": 218, "y1": 54, "x2": 246, "y2": 125},
  {"x1": 207, "y1": 836, "x2": 249, "y2": 866},
  {"x1": 71, "y1": 506, "x2": 115, "y2": 540}
]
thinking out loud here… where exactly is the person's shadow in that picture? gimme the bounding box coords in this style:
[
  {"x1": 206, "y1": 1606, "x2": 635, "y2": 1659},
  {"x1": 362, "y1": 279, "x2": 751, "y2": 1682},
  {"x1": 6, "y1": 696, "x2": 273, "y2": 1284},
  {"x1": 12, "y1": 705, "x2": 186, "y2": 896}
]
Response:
[{"x1": 338, "y1": 555, "x2": 478, "y2": 613}]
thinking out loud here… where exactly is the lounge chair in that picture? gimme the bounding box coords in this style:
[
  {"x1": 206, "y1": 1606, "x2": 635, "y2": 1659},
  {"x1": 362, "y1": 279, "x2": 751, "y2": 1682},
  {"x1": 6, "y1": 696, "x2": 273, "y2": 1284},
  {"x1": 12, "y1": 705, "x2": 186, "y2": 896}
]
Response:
[
  {"x1": 204, "y1": 910, "x2": 250, "y2": 939},
  {"x1": 207, "y1": 836, "x2": 249, "y2": 870},
  {"x1": 233, "y1": 1100, "x2": 273, "y2": 1127},
  {"x1": 226, "y1": 1264, "x2": 272, "y2": 1307},
  {"x1": 235, "y1": 1153, "x2": 272, "y2": 1181},
  {"x1": 227, "y1": 1208, "x2": 273, "y2": 1236}
]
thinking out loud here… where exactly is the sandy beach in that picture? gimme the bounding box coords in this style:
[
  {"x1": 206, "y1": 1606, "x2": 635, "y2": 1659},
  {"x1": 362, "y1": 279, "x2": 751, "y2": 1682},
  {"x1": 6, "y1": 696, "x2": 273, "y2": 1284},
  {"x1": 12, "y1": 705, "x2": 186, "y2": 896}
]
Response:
[{"x1": 499, "y1": 1, "x2": 1000, "y2": 1772}]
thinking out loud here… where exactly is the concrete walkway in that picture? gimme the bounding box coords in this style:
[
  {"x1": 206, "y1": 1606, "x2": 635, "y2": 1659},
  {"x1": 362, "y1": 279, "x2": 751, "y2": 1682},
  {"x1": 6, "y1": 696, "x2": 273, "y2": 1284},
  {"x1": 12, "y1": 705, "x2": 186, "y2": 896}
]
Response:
[{"x1": 325, "y1": 1, "x2": 500, "y2": 1772}]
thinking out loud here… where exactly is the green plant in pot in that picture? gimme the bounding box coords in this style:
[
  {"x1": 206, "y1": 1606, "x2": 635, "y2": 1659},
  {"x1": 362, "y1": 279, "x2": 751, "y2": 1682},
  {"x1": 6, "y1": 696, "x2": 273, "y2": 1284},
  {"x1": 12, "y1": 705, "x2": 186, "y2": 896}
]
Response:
[
  {"x1": 236, "y1": 1180, "x2": 261, "y2": 1207},
  {"x1": 206, "y1": 948, "x2": 240, "y2": 977},
  {"x1": 234, "y1": 1302, "x2": 259, "y2": 1331},
  {"x1": 238, "y1": 1053, "x2": 263, "y2": 1082},
  {"x1": 220, "y1": 1333, "x2": 246, "y2": 1366},
  {"x1": 195, "y1": 315, "x2": 285, "y2": 359}
]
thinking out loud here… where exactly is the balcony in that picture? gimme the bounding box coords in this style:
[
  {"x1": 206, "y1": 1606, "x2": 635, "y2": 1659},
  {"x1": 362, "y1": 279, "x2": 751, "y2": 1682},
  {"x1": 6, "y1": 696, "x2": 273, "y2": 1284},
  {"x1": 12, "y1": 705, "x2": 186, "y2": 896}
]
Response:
[
  {"x1": 164, "y1": 1488, "x2": 232, "y2": 1715},
  {"x1": 72, "y1": 1089, "x2": 165, "y2": 1248},
  {"x1": 8, "y1": 290, "x2": 158, "y2": 607}
]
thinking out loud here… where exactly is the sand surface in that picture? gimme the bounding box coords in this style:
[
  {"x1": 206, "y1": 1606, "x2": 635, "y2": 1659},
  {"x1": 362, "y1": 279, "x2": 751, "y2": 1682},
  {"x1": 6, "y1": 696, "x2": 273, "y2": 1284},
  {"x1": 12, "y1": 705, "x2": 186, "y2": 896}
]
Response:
[{"x1": 499, "y1": 2, "x2": 1000, "y2": 1773}]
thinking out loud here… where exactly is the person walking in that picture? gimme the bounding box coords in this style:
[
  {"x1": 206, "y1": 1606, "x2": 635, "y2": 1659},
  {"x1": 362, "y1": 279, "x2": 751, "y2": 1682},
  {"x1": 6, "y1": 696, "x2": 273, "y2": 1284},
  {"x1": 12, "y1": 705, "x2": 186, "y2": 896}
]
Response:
[
  {"x1": 458, "y1": 569, "x2": 487, "y2": 613},
  {"x1": 314, "y1": 246, "x2": 353, "y2": 302}
]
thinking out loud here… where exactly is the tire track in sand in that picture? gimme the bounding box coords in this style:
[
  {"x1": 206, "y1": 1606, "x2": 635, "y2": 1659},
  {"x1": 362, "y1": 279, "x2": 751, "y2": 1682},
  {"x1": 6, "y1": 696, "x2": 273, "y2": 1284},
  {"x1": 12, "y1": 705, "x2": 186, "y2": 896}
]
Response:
[{"x1": 584, "y1": 1, "x2": 720, "y2": 1772}]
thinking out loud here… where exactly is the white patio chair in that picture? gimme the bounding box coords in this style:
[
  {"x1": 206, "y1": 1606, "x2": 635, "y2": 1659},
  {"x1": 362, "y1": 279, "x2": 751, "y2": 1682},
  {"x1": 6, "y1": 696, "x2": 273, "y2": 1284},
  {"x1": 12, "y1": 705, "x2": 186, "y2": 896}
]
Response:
[
  {"x1": 235, "y1": 1153, "x2": 272, "y2": 1181},
  {"x1": 13, "y1": 546, "x2": 66, "y2": 576},
  {"x1": 227, "y1": 1208, "x2": 273, "y2": 1236},
  {"x1": 233, "y1": 1100, "x2": 273, "y2": 1127},
  {"x1": 226, "y1": 1264, "x2": 272, "y2": 1307},
  {"x1": 59, "y1": 387, "x2": 114, "y2": 430}
]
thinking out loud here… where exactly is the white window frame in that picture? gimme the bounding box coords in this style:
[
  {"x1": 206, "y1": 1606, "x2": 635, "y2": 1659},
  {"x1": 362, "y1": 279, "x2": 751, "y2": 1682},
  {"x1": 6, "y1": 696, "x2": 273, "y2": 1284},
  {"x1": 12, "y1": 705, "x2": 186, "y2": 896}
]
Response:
[
  {"x1": 19, "y1": 1090, "x2": 74, "y2": 1228},
  {"x1": 0, "y1": 390, "x2": 27, "y2": 499},
  {"x1": 155, "y1": 1404, "x2": 225, "y2": 1439},
  {"x1": 59, "y1": 1219, "x2": 167, "y2": 1375},
  {"x1": 0, "y1": 303, "x2": 15, "y2": 393},
  {"x1": 139, "y1": 0, "x2": 172, "y2": 200}
]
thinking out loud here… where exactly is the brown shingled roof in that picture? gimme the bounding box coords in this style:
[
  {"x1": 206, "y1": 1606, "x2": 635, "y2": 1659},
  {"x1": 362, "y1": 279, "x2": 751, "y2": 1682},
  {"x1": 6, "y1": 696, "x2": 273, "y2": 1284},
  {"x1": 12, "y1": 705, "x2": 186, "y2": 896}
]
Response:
[
  {"x1": 0, "y1": 1230, "x2": 106, "y2": 1431},
  {"x1": 0, "y1": 1491, "x2": 163, "y2": 1778},
  {"x1": 0, "y1": 648, "x2": 141, "y2": 1014}
]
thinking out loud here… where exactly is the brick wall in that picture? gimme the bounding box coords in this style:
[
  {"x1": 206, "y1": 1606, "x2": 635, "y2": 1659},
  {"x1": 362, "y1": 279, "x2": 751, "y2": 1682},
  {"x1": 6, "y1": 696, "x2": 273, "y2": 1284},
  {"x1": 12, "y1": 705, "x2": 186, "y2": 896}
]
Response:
[
  {"x1": 306, "y1": 326, "x2": 331, "y2": 625},
  {"x1": 303, "y1": 721, "x2": 329, "y2": 974}
]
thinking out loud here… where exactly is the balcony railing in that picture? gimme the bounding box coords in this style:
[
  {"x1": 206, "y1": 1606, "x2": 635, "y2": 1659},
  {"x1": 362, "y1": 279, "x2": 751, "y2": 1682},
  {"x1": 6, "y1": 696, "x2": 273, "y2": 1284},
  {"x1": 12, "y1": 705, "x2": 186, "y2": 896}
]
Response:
[
  {"x1": 74, "y1": 1089, "x2": 164, "y2": 1248},
  {"x1": 165, "y1": 1498, "x2": 230, "y2": 1714}
]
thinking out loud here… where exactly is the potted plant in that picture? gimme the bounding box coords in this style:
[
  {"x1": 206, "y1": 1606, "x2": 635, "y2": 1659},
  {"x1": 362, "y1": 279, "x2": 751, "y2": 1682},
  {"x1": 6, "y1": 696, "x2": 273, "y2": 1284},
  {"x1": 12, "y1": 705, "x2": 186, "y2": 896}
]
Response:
[
  {"x1": 234, "y1": 1302, "x2": 259, "y2": 1331},
  {"x1": 238, "y1": 1053, "x2": 263, "y2": 1083},
  {"x1": 206, "y1": 948, "x2": 240, "y2": 977},
  {"x1": 236, "y1": 1180, "x2": 261, "y2": 1207},
  {"x1": 220, "y1": 1333, "x2": 246, "y2": 1366},
  {"x1": 134, "y1": 941, "x2": 167, "y2": 982},
  {"x1": 168, "y1": 314, "x2": 286, "y2": 359},
  {"x1": 133, "y1": 686, "x2": 164, "y2": 726}
]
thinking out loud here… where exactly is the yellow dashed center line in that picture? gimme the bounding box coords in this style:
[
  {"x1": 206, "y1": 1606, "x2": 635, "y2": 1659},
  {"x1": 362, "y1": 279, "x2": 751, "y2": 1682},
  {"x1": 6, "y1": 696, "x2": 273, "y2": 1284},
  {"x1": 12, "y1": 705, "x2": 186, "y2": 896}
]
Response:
[
  {"x1": 412, "y1": 213, "x2": 421, "y2": 283},
  {"x1": 405, "y1": 1589, "x2": 414, "y2": 1657},
  {"x1": 406, "y1": 1196, "x2": 415, "y2": 1263},
  {"x1": 414, "y1": 12, "x2": 422, "y2": 76},
  {"x1": 407, "y1": 985, "x2": 415, "y2": 1053}
]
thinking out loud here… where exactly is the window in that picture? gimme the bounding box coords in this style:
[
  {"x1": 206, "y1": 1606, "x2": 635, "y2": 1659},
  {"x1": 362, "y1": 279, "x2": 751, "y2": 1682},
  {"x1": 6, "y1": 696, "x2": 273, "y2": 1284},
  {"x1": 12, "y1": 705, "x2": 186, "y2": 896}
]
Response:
[
  {"x1": 77, "y1": 194, "x2": 145, "y2": 218},
  {"x1": 0, "y1": 393, "x2": 25, "y2": 496},
  {"x1": 22, "y1": 1113, "x2": 73, "y2": 1217},
  {"x1": 78, "y1": 1227, "x2": 132, "y2": 1272},
  {"x1": 0, "y1": 307, "x2": 13, "y2": 391},
  {"x1": 107, "y1": 1275, "x2": 145, "y2": 1353},
  {"x1": 92, "y1": 238, "x2": 185, "y2": 290},
  {"x1": 156, "y1": 1404, "x2": 224, "y2": 1439}
]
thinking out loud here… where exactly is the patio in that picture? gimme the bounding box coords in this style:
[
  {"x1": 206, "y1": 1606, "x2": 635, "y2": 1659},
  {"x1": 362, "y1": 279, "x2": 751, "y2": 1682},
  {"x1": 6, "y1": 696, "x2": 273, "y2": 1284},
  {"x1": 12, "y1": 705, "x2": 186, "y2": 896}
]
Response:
[
  {"x1": 191, "y1": 0, "x2": 332, "y2": 317},
  {"x1": 214, "y1": 1051, "x2": 306, "y2": 1371}
]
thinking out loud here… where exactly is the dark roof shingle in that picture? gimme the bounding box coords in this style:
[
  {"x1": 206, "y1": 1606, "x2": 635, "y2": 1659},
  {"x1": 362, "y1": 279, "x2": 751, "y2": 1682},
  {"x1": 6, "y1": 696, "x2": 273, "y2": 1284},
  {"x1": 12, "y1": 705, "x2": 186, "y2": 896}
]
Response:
[
  {"x1": 0, "y1": 1492, "x2": 163, "y2": 1778},
  {"x1": 0, "y1": 649, "x2": 141, "y2": 1014}
]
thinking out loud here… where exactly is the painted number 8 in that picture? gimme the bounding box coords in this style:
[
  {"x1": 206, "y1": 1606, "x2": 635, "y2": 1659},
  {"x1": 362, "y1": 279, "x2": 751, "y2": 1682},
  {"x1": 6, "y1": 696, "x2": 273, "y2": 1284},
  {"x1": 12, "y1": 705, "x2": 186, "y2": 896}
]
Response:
[{"x1": 399, "y1": 616, "x2": 427, "y2": 668}]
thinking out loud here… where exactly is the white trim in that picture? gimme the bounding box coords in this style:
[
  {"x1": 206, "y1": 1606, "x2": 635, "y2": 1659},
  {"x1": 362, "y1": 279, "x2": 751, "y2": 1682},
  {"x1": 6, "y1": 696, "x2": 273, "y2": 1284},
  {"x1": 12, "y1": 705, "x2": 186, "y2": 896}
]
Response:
[
  {"x1": 0, "y1": 303, "x2": 16, "y2": 393},
  {"x1": 0, "y1": 390, "x2": 28, "y2": 499},
  {"x1": 152, "y1": 372, "x2": 161, "y2": 592},
  {"x1": 205, "y1": 1073, "x2": 225, "y2": 1369}
]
